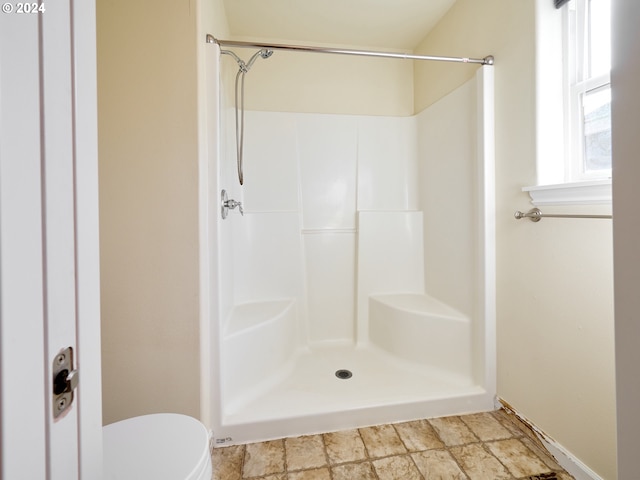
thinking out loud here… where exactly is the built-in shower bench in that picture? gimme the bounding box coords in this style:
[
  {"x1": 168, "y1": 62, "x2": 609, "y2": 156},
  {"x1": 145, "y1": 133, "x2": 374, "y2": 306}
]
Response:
[{"x1": 369, "y1": 293, "x2": 471, "y2": 378}]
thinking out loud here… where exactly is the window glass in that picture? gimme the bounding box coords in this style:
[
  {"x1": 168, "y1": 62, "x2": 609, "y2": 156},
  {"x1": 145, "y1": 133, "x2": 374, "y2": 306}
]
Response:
[
  {"x1": 566, "y1": 0, "x2": 611, "y2": 180},
  {"x1": 582, "y1": 84, "x2": 611, "y2": 173}
]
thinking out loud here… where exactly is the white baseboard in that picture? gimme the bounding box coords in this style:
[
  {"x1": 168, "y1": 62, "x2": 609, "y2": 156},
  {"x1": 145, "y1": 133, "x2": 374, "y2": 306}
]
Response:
[
  {"x1": 495, "y1": 397, "x2": 603, "y2": 480},
  {"x1": 539, "y1": 436, "x2": 603, "y2": 480}
]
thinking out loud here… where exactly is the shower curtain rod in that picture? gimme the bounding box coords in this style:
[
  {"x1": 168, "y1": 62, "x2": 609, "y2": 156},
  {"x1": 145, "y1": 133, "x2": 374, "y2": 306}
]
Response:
[{"x1": 206, "y1": 35, "x2": 494, "y2": 66}]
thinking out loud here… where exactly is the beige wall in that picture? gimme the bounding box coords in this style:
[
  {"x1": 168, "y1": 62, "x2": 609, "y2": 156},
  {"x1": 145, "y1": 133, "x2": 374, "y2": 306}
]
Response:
[
  {"x1": 413, "y1": 0, "x2": 491, "y2": 112},
  {"x1": 202, "y1": 0, "x2": 230, "y2": 38},
  {"x1": 97, "y1": 0, "x2": 201, "y2": 424},
  {"x1": 415, "y1": 1, "x2": 616, "y2": 478},
  {"x1": 227, "y1": 41, "x2": 414, "y2": 116}
]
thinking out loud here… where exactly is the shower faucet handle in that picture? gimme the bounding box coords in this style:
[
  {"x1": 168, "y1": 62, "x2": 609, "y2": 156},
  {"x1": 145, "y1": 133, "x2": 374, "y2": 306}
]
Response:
[
  {"x1": 224, "y1": 198, "x2": 244, "y2": 216},
  {"x1": 221, "y1": 189, "x2": 244, "y2": 218}
]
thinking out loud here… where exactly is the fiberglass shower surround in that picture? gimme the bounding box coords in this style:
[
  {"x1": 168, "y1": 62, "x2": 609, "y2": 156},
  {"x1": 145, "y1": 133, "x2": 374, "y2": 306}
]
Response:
[
  {"x1": 209, "y1": 35, "x2": 494, "y2": 189},
  {"x1": 204, "y1": 36, "x2": 496, "y2": 445}
]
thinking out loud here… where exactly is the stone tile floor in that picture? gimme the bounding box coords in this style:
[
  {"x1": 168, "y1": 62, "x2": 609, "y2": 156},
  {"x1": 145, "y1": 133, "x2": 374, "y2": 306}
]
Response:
[{"x1": 212, "y1": 409, "x2": 574, "y2": 480}]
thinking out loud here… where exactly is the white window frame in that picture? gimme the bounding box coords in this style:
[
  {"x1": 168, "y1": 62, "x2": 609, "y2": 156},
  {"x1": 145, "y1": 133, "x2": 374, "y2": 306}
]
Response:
[
  {"x1": 564, "y1": 0, "x2": 611, "y2": 182},
  {"x1": 528, "y1": 0, "x2": 612, "y2": 206}
]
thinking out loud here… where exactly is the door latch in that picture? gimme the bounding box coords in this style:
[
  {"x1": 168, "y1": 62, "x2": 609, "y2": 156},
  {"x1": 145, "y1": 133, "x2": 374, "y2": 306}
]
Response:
[{"x1": 52, "y1": 347, "x2": 78, "y2": 418}]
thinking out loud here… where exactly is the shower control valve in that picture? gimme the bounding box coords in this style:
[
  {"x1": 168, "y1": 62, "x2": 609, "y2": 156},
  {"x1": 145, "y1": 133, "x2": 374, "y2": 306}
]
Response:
[{"x1": 221, "y1": 189, "x2": 244, "y2": 219}]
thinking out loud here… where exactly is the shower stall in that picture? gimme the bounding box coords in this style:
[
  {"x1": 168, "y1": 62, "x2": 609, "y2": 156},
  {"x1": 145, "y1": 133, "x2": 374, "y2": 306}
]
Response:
[{"x1": 200, "y1": 38, "x2": 495, "y2": 445}]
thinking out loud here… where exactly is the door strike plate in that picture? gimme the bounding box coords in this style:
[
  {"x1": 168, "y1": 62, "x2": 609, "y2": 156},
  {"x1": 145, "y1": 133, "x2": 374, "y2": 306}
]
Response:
[{"x1": 52, "y1": 347, "x2": 78, "y2": 418}]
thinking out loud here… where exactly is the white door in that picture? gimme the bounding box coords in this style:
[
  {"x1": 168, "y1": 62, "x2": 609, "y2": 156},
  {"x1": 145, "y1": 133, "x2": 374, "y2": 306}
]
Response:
[{"x1": 0, "y1": 1, "x2": 102, "y2": 479}]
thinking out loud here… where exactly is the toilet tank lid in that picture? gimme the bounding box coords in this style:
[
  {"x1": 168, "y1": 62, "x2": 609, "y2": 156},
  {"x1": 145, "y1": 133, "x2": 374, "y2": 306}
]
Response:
[{"x1": 104, "y1": 413, "x2": 210, "y2": 480}]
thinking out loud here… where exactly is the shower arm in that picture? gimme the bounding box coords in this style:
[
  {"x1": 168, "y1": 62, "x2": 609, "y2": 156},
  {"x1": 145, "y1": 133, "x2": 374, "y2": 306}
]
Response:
[{"x1": 221, "y1": 50, "x2": 247, "y2": 72}]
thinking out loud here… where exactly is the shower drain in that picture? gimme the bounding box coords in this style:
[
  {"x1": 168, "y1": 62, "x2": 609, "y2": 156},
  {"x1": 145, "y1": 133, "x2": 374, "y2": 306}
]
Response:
[{"x1": 335, "y1": 369, "x2": 353, "y2": 380}]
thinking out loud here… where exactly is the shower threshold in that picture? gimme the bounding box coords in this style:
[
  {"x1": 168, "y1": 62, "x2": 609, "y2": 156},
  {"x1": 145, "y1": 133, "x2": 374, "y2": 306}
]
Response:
[{"x1": 218, "y1": 344, "x2": 490, "y2": 444}]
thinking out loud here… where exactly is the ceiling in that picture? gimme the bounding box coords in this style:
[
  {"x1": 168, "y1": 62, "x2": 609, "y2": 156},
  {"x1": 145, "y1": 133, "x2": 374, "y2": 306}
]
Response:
[{"x1": 221, "y1": 0, "x2": 458, "y2": 51}]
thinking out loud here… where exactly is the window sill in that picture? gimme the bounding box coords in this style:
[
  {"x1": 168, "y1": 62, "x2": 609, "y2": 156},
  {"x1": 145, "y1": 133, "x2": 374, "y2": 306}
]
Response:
[{"x1": 523, "y1": 179, "x2": 612, "y2": 206}]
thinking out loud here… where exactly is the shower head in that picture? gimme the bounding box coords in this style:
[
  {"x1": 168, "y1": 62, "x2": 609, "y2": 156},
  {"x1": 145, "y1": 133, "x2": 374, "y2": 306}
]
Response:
[
  {"x1": 220, "y1": 48, "x2": 273, "y2": 73},
  {"x1": 221, "y1": 48, "x2": 273, "y2": 73},
  {"x1": 246, "y1": 48, "x2": 273, "y2": 70}
]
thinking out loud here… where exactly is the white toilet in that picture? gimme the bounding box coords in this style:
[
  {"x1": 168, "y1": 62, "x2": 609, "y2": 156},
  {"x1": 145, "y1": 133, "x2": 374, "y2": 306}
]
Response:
[{"x1": 103, "y1": 413, "x2": 212, "y2": 480}]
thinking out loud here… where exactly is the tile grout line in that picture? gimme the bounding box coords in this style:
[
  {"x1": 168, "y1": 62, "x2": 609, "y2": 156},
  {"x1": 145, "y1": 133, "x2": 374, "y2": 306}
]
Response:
[
  {"x1": 356, "y1": 427, "x2": 382, "y2": 480},
  {"x1": 390, "y1": 422, "x2": 426, "y2": 480},
  {"x1": 319, "y1": 433, "x2": 337, "y2": 480},
  {"x1": 280, "y1": 438, "x2": 287, "y2": 478},
  {"x1": 444, "y1": 446, "x2": 472, "y2": 480},
  {"x1": 486, "y1": 437, "x2": 558, "y2": 474},
  {"x1": 457, "y1": 412, "x2": 521, "y2": 478},
  {"x1": 490, "y1": 411, "x2": 570, "y2": 478},
  {"x1": 319, "y1": 430, "x2": 383, "y2": 480},
  {"x1": 356, "y1": 427, "x2": 372, "y2": 460},
  {"x1": 319, "y1": 432, "x2": 331, "y2": 480},
  {"x1": 424, "y1": 417, "x2": 472, "y2": 480},
  {"x1": 478, "y1": 438, "x2": 519, "y2": 479},
  {"x1": 240, "y1": 444, "x2": 248, "y2": 479},
  {"x1": 468, "y1": 413, "x2": 558, "y2": 479},
  {"x1": 426, "y1": 415, "x2": 478, "y2": 478}
]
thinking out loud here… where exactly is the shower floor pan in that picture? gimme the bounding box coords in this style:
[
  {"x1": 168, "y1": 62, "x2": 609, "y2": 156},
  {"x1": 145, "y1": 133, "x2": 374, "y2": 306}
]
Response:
[{"x1": 217, "y1": 344, "x2": 491, "y2": 445}]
